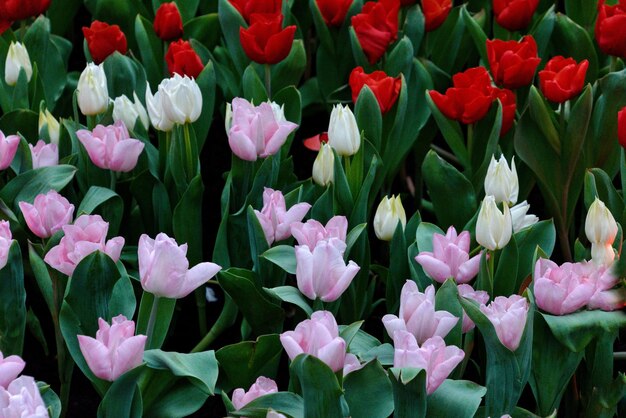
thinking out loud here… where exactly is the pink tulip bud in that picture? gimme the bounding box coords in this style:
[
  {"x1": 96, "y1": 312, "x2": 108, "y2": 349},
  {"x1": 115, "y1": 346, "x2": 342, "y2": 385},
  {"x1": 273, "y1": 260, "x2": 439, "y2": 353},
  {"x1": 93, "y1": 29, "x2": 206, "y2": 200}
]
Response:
[
  {"x1": 290, "y1": 216, "x2": 348, "y2": 251},
  {"x1": 415, "y1": 226, "x2": 482, "y2": 284},
  {"x1": 0, "y1": 376, "x2": 48, "y2": 416},
  {"x1": 280, "y1": 311, "x2": 347, "y2": 373},
  {"x1": 0, "y1": 221, "x2": 12, "y2": 270},
  {"x1": 0, "y1": 351, "x2": 25, "y2": 388},
  {"x1": 393, "y1": 332, "x2": 465, "y2": 394},
  {"x1": 232, "y1": 376, "x2": 278, "y2": 410},
  {"x1": 457, "y1": 284, "x2": 489, "y2": 333},
  {"x1": 343, "y1": 353, "x2": 363, "y2": 377},
  {"x1": 19, "y1": 190, "x2": 74, "y2": 239},
  {"x1": 254, "y1": 188, "x2": 311, "y2": 245},
  {"x1": 138, "y1": 233, "x2": 222, "y2": 299},
  {"x1": 480, "y1": 295, "x2": 528, "y2": 351},
  {"x1": 0, "y1": 130, "x2": 19, "y2": 170},
  {"x1": 29, "y1": 140, "x2": 58, "y2": 169},
  {"x1": 44, "y1": 214, "x2": 125, "y2": 276},
  {"x1": 77, "y1": 315, "x2": 147, "y2": 381},
  {"x1": 76, "y1": 121, "x2": 145, "y2": 172},
  {"x1": 382, "y1": 281, "x2": 458, "y2": 344},
  {"x1": 534, "y1": 259, "x2": 596, "y2": 315}
]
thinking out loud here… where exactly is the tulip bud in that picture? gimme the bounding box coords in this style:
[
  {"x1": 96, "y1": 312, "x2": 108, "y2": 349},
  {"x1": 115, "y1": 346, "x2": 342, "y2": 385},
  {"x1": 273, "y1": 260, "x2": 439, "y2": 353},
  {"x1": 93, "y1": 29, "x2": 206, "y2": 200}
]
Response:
[
  {"x1": 38, "y1": 108, "x2": 60, "y2": 145},
  {"x1": 0, "y1": 351, "x2": 25, "y2": 388},
  {"x1": 5, "y1": 42, "x2": 32, "y2": 86},
  {"x1": 484, "y1": 155, "x2": 518, "y2": 205},
  {"x1": 374, "y1": 195, "x2": 407, "y2": 241},
  {"x1": 476, "y1": 195, "x2": 512, "y2": 250},
  {"x1": 327, "y1": 104, "x2": 360, "y2": 156},
  {"x1": 510, "y1": 200, "x2": 538, "y2": 233},
  {"x1": 224, "y1": 102, "x2": 233, "y2": 133},
  {"x1": 585, "y1": 198, "x2": 618, "y2": 245},
  {"x1": 146, "y1": 82, "x2": 175, "y2": 132},
  {"x1": 159, "y1": 73, "x2": 203, "y2": 125},
  {"x1": 112, "y1": 92, "x2": 149, "y2": 131},
  {"x1": 312, "y1": 143, "x2": 334, "y2": 186},
  {"x1": 77, "y1": 63, "x2": 109, "y2": 116}
]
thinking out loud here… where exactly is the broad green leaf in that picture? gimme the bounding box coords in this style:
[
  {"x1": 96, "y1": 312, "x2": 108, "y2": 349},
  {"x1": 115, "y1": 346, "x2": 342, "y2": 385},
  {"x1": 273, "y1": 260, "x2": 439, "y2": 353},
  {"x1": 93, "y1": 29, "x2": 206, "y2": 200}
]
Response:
[
  {"x1": 344, "y1": 360, "x2": 394, "y2": 418},
  {"x1": 289, "y1": 354, "x2": 344, "y2": 418},
  {"x1": 427, "y1": 379, "x2": 486, "y2": 418},
  {"x1": 76, "y1": 186, "x2": 123, "y2": 237},
  {"x1": 231, "y1": 392, "x2": 304, "y2": 418},
  {"x1": 0, "y1": 242, "x2": 25, "y2": 355},
  {"x1": 389, "y1": 367, "x2": 427, "y2": 418},
  {"x1": 262, "y1": 245, "x2": 296, "y2": 274},
  {"x1": 265, "y1": 285, "x2": 313, "y2": 316}
]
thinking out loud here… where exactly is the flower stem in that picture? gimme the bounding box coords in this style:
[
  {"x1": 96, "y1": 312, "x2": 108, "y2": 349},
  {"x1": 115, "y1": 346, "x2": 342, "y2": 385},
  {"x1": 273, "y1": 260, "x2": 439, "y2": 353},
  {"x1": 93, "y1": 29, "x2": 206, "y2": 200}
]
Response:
[
  {"x1": 183, "y1": 123, "x2": 194, "y2": 181},
  {"x1": 145, "y1": 295, "x2": 160, "y2": 349},
  {"x1": 86, "y1": 115, "x2": 96, "y2": 130},
  {"x1": 51, "y1": 270, "x2": 72, "y2": 418},
  {"x1": 264, "y1": 64, "x2": 272, "y2": 99},
  {"x1": 192, "y1": 296, "x2": 238, "y2": 353}
]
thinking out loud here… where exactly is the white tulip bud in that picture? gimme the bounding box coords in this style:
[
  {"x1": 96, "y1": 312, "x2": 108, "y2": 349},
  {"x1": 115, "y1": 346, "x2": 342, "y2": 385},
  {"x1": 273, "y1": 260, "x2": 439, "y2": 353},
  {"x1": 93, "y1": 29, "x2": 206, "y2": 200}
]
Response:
[
  {"x1": 159, "y1": 73, "x2": 203, "y2": 125},
  {"x1": 146, "y1": 82, "x2": 174, "y2": 132},
  {"x1": 476, "y1": 195, "x2": 512, "y2": 251},
  {"x1": 112, "y1": 92, "x2": 149, "y2": 130},
  {"x1": 585, "y1": 197, "x2": 618, "y2": 245},
  {"x1": 510, "y1": 200, "x2": 538, "y2": 233},
  {"x1": 38, "y1": 108, "x2": 60, "y2": 145},
  {"x1": 5, "y1": 42, "x2": 32, "y2": 86},
  {"x1": 225, "y1": 102, "x2": 233, "y2": 133},
  {"x1": 328, "y1": 104, "x2": 360, "y2": 156},
  {"x1": 374, "y1": 195, "x2": 407, "y2": 241},
  {"x1": 269, "y1": 101, "x2": 286, "y2": 123},
  {"x1": 77, "y1": 63, "x2": 109, "y2": 116},
  {"x1": 484, "y1": 155, "x2": 519, "y2": 205},
  {"x1": 312, "y1": 143, "x2": 334, "y2": 186},
  {"x1": 590, "y1": 243, "x2": 616, "y2": 267}
]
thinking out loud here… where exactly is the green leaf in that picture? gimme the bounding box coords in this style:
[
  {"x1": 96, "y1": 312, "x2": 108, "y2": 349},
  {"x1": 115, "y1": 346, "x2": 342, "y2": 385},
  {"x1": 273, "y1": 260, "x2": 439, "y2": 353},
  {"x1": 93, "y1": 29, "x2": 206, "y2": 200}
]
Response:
[
  {"x1": 192, "y1": 61, "x2": 217, "y2": 151},
  {"x1": 264, "y1": 286, "x2": 313, "y2": 316},
  {"x1": 28, "y1": 243, "x2": 54, "y2": 315},
  {"x1": 172, "y1": 175, "x2": 204, "y2": 264},
  {"x1": 0, "y1": 242, "x2": 25, "y2": 355},
  {"x1": 135, "y1": 14, "x2": 163, "y2": 88},
  {"x1": 76, "y1": 186, "x2": 124, "y2": 237},
  {"x1": 552, "y1": 14, "x2": 598, "y2": 82},
  {"x1": 389, "y1": 367, "x2": 427, "y2": 418},
  {"x1": 271, "y1": 40, "x2": 307, "y2": 94},
  {"x1": 434, "y1": 279, "x2": 463, "y2": 348},
  {"x1": 355, "y1": 86, "x2": 382, "y2": 151},
  {"x1": 289, "y1": 354, "x2": 344, "y2": 418},
  {"x1": 493, "y1": 235, "x2": 519, "y2": 297},
  {"x1": 136, "y1": 292, "x2": 176, "y2": 350},
  {"x1": 513, "y1": 220, "x2": 556, "y2": 289},
  {"x1": 0, "y1": 110, "x2": 39, "y2": 144},
  {"x1": 427, "y1": 379, "x2": 487, "y2": 418},
  {"x1": 98, "y1": 367, "x2": 144, "y2": 418},
  {"x1": 242, "y1": 65, "x2": 269, "y2": 104},
  {"x1": 261, "y1": 245, "x2": 296, "y2": 274},
  {"x1": 103, "y1": 51, "x2": 146, "y2": 99},
  {"x1": 387, "y1": 222, "x2": 409, "y2": 312},
  {"x1": 344, "y1": 360, "x2": 394, "y2": 418},
  {"x1": 143, "y1": 349, "x2": 218, "y2": 394},
  {"x1": 425, "y1": 93, "x2": 470, "y2": 171},
  {"x1": 184, "y1": 14, "x2": 221, "y2": 50},
  {"x1": 231, "y1": 392, "x2": 304, "y2": 418},
  {"x1": 460, "y1": 6, "x2": 488, "y2": 66},
  {"x1": 217, "y1": 0, "x2": 249, "y2": 75}
]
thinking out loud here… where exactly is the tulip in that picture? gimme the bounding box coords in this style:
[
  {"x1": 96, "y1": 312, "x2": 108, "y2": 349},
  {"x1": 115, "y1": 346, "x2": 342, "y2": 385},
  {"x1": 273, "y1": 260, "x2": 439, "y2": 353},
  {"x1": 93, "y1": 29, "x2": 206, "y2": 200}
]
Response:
[
  {"x1": 0, "y1": 352, "x2": 25, "y2": 388},
  {"x1": 315, "y1": 0, "x2": 352, "y2": 27},
  {"x1": 280, "y1": 311, "x2": 347, "y2": 372},
  {"x1": 457, "y1": 284, "x2": 489, "y2": 333},
  {"x1": 619, "y1": 106, "x2": 626, "y2": 149},
  {"x1": 44, "y1": 214, "x2": 125, "y2": 276},
  {"x1": 239, "y1": 14, "x2": 296, "y2": 65},
  {"x1": 0, "y1": 221, "x2": 12, "y2": 270},
  {"x1": 492, "y1": 0, "x2": 540, "y2": 31},
  {"x1": 227, "y1": 98, "x2": 298, "y2": 161},
  {"x1": 595, "y1": 1, "x2": 626, "y2": 58},
  {"x1": 423, "y1": 0, "x2": 453, "y2": 32},
  {"x1": 38, "y1": 108, "x2": 60, "y2": 145},
  {"x1": 77, "y1": 63, "x2": 109, "y2": 116},
  {"x1": 585, "y1": 198, "x2": 618, "y2": 267},
  {"x1": 0, "y1": 130, "x2": 20, "y2": 170},
  {"x1": 112, "y1": 93, "x2": 150, "y2": 131},
  {"x1": 476, "y1": 195, "x2": 512, "y2": 251},
  {"x1": 343, "y1": 353, "x2": 363, "y2": 376},
  {"x1": 157, "y1": 73, "x2": 203, "y2": 125},
  {"x1": 5, "y1": 42, "x2": 32, "y2": 86},
  {"x1": 349, "y1": 66, "x2": 402, "y2": 114},
  {"x1": 291, "y1": 216, "x2": 348, "y2": 250},
  {"x1": 393, "y1": 332, "x2": 465, "y2": 394},
  {"x1": 484, "y1": 155, "x2": 518, "y2": 205},
  {"x1": 229, "y1": 0, "x2": 282, "y2": 23},
  {"x1": 254, "y1": 188, "x2": 311, "y2": 245},
  {"x1": 303, "y1": 132, "x2": 329, "y2": 151},
  {"x1": 383, "y1": 281, "x2": 458, "y2": 344},
  {"x1": 0, "y1": 375, "x2": 48, "y2": 417},
  {"x1": 351, "y1": 0, "x2": 399, "y2": 64},
  {"x1": 29, "y1": 140, "x2": 58, "y2": 169},
  {"x1": 82, "y1": 20, "x2": 128, "y2": 64},
  {"x1": 492, "y1": 87, "x2": 517, "y2": 136},
  {"x1": 232, "y1": 377, "x2": 278, "y2": 410},
  {"x1": 145, "y1": 82, "x2": 175, "y2": 132},
  {"x1": 19, "y1": 190, "x2": 74, "y2": 239},
  {"x1": 480, "y1": 295, "x2": 528, "y2": 351},
  {"x1": 487, "y1": 36, "x2": 541, "y2": 89},
  {"x1": 165, "y1": 40, "x2": 204, "y2": 79},
  {"x1": 0, "y1": 0, "x2": 50, "y2": 21},
  {"x1": 374, "y1": 195, "x2": 406, "y2": 241},
  {"x1": 312, "y1": 143, "x2": 334, "y2": 186},
  {"x1": 415, "y1": 226, "x2": 482, "y2": 284},
  {"x1": 77, "y1": 315, "x2": 147, "y2": 381},
  {"x1": 154, "y1": 2, "x2": 183, "y2": 41},
  {"x1": 138, "y1": 233, "x2": 222, "y2": 299},
  {"x1": 533, "y1": 259, "x2": 596, "y2": 315},
  {"x1": 76, "y1": 121, "x2": 145, "y2": 172},
  {"x1": 327, "y1": 104, "x2": 360, "y2": 157},
  {"x1": 538, "y1": 56, "x2": 588, "y2": 103},
  {"x1": 510, "y1": 200, "x2": 538, "y2": 233}
]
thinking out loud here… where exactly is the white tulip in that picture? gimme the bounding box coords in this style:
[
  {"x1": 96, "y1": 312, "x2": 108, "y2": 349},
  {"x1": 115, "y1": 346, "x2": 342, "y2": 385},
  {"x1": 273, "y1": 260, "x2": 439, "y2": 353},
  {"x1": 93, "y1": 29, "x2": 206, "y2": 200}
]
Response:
[
  {"x1": 159, "y1": 73, "x2": 203, "y2": 125},
  {"x1": 312, "y1": 143, "x2": 334, "y2": 186},
  {"x1": 328, "y1": 104, "x2": 360, "y2": 156},
  {"x1": 476, "y1": 195, "x2": 512, "y2": 251},
  {"x1": 5, "y1": 42, "x2": 32, "y2": 86},
  {"x1": 374, "y1": 195, "x2": 407, "y2": 241},
  {"x1": 510, "y1": 200, "x2": 538, "y2": 233},
  {"x1": 585, "y1": 197, "x2": 618, "y2": 245},
  {"x1": 590, "y1": 243, "x2": 616, "y2": 267},
  {"x1": 112, "y1": 92, "x2": 149, "y2": 130},
  {"x1": 145, "y1": 82, "x2": 175, "y2": 132},
  {"x1": 38, "y1": 108, "x2": 60, "y2": 145},
  {"x1": 484, "y1": 155, "x2": 518, "y2": 205},
  {"x1": 225, "y1": 102, "x2": 233, "y2": 133},
  {"x1": 269, "y1": 101, "x2": 286, "y2": 123},
  {"x1": 77, "y1": 63, "x2": 109, "y2": 116}
]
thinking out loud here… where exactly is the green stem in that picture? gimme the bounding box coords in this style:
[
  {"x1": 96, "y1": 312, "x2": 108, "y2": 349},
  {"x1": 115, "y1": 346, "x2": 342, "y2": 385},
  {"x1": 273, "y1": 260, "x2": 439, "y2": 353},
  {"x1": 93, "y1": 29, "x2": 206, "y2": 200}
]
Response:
[
  {"x1": 264, "y1": 64, "x2": 272, "y2": 99},
  {"x1": 51, "y1": 271, "x2": 72, "y2": 418},
  {"x1": 194, "y1": 287, "x2": 208, "y2": 336},
  {"x1": 557, "y1": 103, "x2": 573, "y2": 262},
  {"x1": 488, "y1": 249, "x2": 495, "y2": 295},
  {"x1": 145, "y1": 295, "x2": 160, "y2": 349},
  {"x1": 109, "y1": 170, "x2": 116, "y2": 192},
  {"x1": 467, "y1": 123, "x2": 474, "y2": 163},
  {"x1": 610, "y1": 56, "x2": 619, "y2": 73},
  {"x1": 192, "y1": 296, "x2": 238, "y2": 353},
  {"x1": 86, "y1": 115, "x2": 96, "y2": 131},
  {"x1": 183, "y1": 123, "x2": 194, "y2": 181}
]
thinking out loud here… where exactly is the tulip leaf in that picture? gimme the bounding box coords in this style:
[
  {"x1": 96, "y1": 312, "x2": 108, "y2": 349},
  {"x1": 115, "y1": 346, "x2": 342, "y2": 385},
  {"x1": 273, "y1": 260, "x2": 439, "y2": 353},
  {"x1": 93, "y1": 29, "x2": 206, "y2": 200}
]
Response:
[
  {"x1": 103, "y1": 51, "x2": 145, "y2": 100},
  {"x1": 134, "y1": 15, "x2": 163, "y2": 88},
  {"x1": 173, "y1": 175, "x2": 204, "y2": 264},
  {"x1": 529, "y1": 6, "x2": 556, "y2": 58},
  {"x1": 271, "y1": 39, "x2": 307, "y2": 94},
  {"x1": 470, "y1": 101, "x2": 502, "y2": 189},
  {"x1": 0, "y1": 109, "x2": 39, "y2": 144},
  {"x1": 143, "y1": 349, "x2": 218, "y2": 394},
  {"x1": 289, "y1": 354, "x2": 344, "y2": 418},
  {"x1": 389, "y1": 367, "x2": 427, "y2": 418},
  {"x1": 348, "y1": 27, "x2": 375, "y2": 72},
  {"x1": 584, "y1": 168, "x2": 624, "y2": 222},
  {"x1": 0, "y1": 241, "x2": 25, "y2": 356},
  {"x1": 345, "y1": 223, "x2": 367, "y2": 257},
  {"x1": 564, "y1": 0, "x2": 598, "y2": 29},
  {"x1": 427, "y1": 7, "x2": 474, "y2": 74},
  {"x1": 193, "y1": 60, "x2": 217, "y2": 151},
  {"x1": 97, "y1": 366, "x2": 145, "y2": 418},
  {"x1": 513, "y1": 219, "x2": 556, "y2": 290},
  {"x1": 76, "y1": 186, "x2": 124, "y2": 237},
  {"x1": 231, "y1": 392, "x2": 304, "y2": 418},
  {"x1": 261, "y1": 245, "x2": 296, "y2": 274},
  {"x1": 308, "y1": 0, "x2": 334, "y2": 53},
  {"x1": 460, "y1": 5, "x2": 488, "y2": 66},
  {"x1": 493, "y1": 235, "x2": 519, "y2": 297},
  {"x1": 403, "y1": 4, "x2": 425, "y2": 55},
  {"x1": 242, "y1": 65, "x2": 269, "y2": 105},
  {"x1": 361, "y1": 343, "x2": 394, "y2": 366},
  {"x1": 552, "y1": 14, "x2": 598, "y2": 83},
  {"x1": 332, "y1": 149, "x2": 354, "y2": 216},
  {"x1": 217, "y1": 0, "x2": 249, "y2": 75},
  {"x1": 434, "y1": 279, "x2": 463, "y2": 348},
  {"x1": 387, "y1": 222, "x2": 409, "y2": 313},
  {"x1": 414, "y1": 222, "x2": 445, "y2": 253},
  {"x1": 28, "y1": 243, "x2": 54, "y2": 315},
  {"x1": 344, "y1": 360, "x2": 394, "y2": 418},
  {"x1": 355, "y1": 86, "x2": 383, "y2": 151},
  {"x1": 386, "y1": 37, "x2": 414, "y2": 79},
  {"x1": 265, "y1": 286, "x2": 313, "y2": 316},
  {"x1": 425, "y1": 93, "x2": 470, "y2": 171},
  {"x1": 136, "y1": 292, "x2": 176, "y2": 350},
  {"x1": 427, "y1": 379, "x2": 487, "y2": 418}
]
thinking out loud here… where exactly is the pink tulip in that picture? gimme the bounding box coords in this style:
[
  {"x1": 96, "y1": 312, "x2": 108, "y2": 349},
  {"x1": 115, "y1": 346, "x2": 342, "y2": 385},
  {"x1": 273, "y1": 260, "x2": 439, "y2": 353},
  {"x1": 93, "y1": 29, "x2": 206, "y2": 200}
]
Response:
[
  {"x1": 254, "y1": 188, "x2": 311, "y2": 245},
  {"x1": 382, "y1": 281, "x2": 458, "y2": 344},
  {"x1": 44, "y1": 214, "x2": 125, "y2": 276},
  {"x1": 29, "y1": 140, "x2": 58, "y2": 169},
  {"x1": 291, "y1": 216, "x2": 348, "y2": 250},
  {"x1": 0, "y1": 352, "x2": 25, "y2": 388},
  {"x1": 480, "y1": 295, "x2": 528, "y2": 351},
  {"x1": 534, "y1": 259, "x2": 596, "y2": 315},
  {"x1": 295, "y1": 238, "x2": 360, "y2": 302},
  {"x1": 232, "y1": 376, "x2": 278, "y2": 410},
  {"x1": 76, "y1": 121, "x2": 145, "y2": 172},
  {"x1": 0, "y1": 130, "x2": 19, "y2": 170},
  {"x1": 0, "y1": 221, "x2": 12, "y2": 270},
  {"x1": 393, "y1": 332, "x2": 465, "y2": 394},
  {"x1": 0, "y1": 376, "x2": 48, "y2": 416},
  {"x1": 227, "y1": 98, "x2": 298, "y2": 161},
  {"x1": 77, "y1": 315, "x2": 147, "y2": 382},
  {"x1": 457, "y1": 284, "x2": 489, "y2": 333},
  {"x1": 415, "y1": 226, "x2": 482, "y2": 284},
  {"x1": 280, "y1": 311, "x2": 347, "y2": 372},
  {"x1": 138, "y1": 233, "x2": 222, "y2": 299},
  {"x1": 19, "y1": 190, "x2": 74, "y2": 239},
  {"x1": 587, "y1": 265, "x2": 625, "y2": 311},
  {"x1": 343, "y1": 353, "x2": 363, "y2": 376}
]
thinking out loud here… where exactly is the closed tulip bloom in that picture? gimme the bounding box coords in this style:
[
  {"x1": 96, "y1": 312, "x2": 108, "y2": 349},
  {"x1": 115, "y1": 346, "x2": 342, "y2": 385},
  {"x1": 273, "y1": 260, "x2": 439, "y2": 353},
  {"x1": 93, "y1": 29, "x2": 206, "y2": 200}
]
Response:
[
  {"x1": 480, "y1": 295, "x2": 528, "y2": 351},
  {"x1": 112, "y1": 93, "x2": 150, "y2": 131},
  {"x1": 82, "y1": 21, "x2": 128, "y2": 64},
  {"x1": 0, "y1": 352, "x2": 25, "y2": 388},
  {"x1": 457, "y1": 284, "x2": 489, "y2": 332},
  {"x1": 280, "y1": 311, "x2": 347, "y2": 372},
  {"x1": 316, "y1": 0, "x2": 352, "y2": 27},
  {"x1": 254, "y1": 188, "x2": 311, "y2": 245},
  {"x1": 487, "y1": 36, "x2": 541, "y2": 89},
  {"x1": 76, "y1": 121, "x2": 145, "y2": 172},
  {"x1": 351, "y1": 0, "x2": 400, "y2": 64},
  {"x1": 423, "y1": 0, "x2": 453, "y2": 32},
  {"x1": 38, "y1": 108, "x2": 60, "y2": 145},
  {"x1": 0, "y1": 130, "x2": 19, "y2": 170},
  {"x1": 240, "y1": 13, "x2": 296, "y2": 64},
  {"x1": 291, "y1": 216, "x2": 348, "y2": 250},
  {"x1": 138, "y1": 233, "x2": 222, "y2": 299},
  {"x1": 374, "y1": 195, "x2": 406, "y2": 241},
  {"x1": 343, "y1": 353, "x2": 363, "y2": 376},
  {"x1": 484, "y1": 155, "x2": 518, "y2": 205},
  {"x1": 77, "y1": 63, "x2": 109, "y2": 116},
  {"x1": 165, "y1": 40, "x2": 204, "y2": 79},
  {"x1": 327, "y1": 104, "x2": 360, "y2": 156},
  {"x1": 19, "y1": 190, "x2": 74, "y2": 239},
  {"x1": 153, "y1": 2, "x2": 183, "y2": 41},
  {"x1": 312, "y1": 143, "x2": 335, "y2": 186},
  {"x1": 393, "y1": 332, "x2": 465, "y2": 394},
  {"x1": 415, "y1": 226, "x2": 482, "y2": 284},
  {"x1": 534, "y1": 259, "x2": 596, "y2": 315},
  {"x1": 510, "y1": 200, "x2": 538, "y2": 233},
  {"x1": 145, "y1": 82, "x2": 175, "y2": 132},
  {"x1": 230, "y1": 0, "x2": 282, "y2": 23},
  {"x1": 158, "y1": 73, "x2": 203, "y2": 124},
  {"x1": 29, "y1": 140, "x2": 58, "y2": 169},
  {"x1": 586, "y1": 197, "x2": 618, "y2": 267},
  {"x1": 383, "y1": 281, "x2": 458, "y2": 344},
  {"x1": 349, "y1": 66, "x2": 402, "y2": 114},
  {"x1": 5, "y1": 42, "x2": 32, "y2": 86},
  {"x1": 227, "y1": 98, "x2": 298, "y2": 161},
  {"x1": 0, "y1": 221, "x2": 12, "y2": 270},
  {"x1": 0, "y1": 376, "x2": 48, "y2": 417},
  {"x1": 492, "y1": 0, "x2": 540, "y2": 31},
  {"x1": 77, "y1": 315, "x2": 147, "y2": 381},
  {"x1": 44, "y1": 214, "x2": 125, "y2": 277},
  {"x1": 595, "y1": 0, "x2": 626, "y2": 58},
  {"x1": 476, "y1": 195, "x2": 512, "y2": 251},
  {"x1": 232, "y1": 377, "x2": 278, "y2": 410},
  {"x1": 0, "y1": 0, "x2": 50, "y2": 21},
  {"x1": 539, "y1": 56, "x2": 588, "y2": 103}
]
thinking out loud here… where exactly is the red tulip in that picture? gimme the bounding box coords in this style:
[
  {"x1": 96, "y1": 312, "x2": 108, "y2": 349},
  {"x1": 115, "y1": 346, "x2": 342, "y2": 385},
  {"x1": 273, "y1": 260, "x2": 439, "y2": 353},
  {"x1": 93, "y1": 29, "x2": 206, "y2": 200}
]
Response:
[
  {"x1": 0, "y1": 0, "x2": 50, "y2": 21},
  {"x1": 303, "y1": 132, "x2": 329, "y2": 151},
  {"x1": 487, "y1": 35, "x2": 541, "y2": 89},
  {"x1": 0, "y1": 20, "x2": 11, "y2": 35},
  {"x1": 349, "y1": 66, "x2": 401, "y2": 114},
  {"x1": 423, "y1": 0, "x2": 452, "y2": 32},
  {"x1": 595, "y1": 0, "x2": 626, "y2": 58},
  {"x1": 165, "y1": 40, "x2": 204, "y2": 78},
  {"x1": 492, "y1": 0, "x2": 539, "y2": 31},
  {"x1": 154, "y1": 2, "x2": 183, "y2": 41},
  {"x1": 538, "y1": 56, "x2": 588, "y2": 103},
  {"x1": 239, "y1": 13, "x2": 296, "y2": 64},
  {"x1": 618, "y1": 106, "x2": 626, "y2": 149},
  {"x1": 82, "y1": 21, "x2": 128, "y2": 64},
  {"x1": 230, "y1": 0, "x2": 282, "y2": 23},
  {"x1": 351, "y1": 0, "x2": 400, "y2": 64},
  {"x1": 492, "y1": 87, "x2": 516, "y2": 135},
  {"x1": 315, "y1": 0, "x2": 353, "y2": 27}
]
